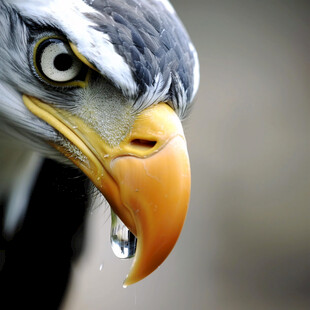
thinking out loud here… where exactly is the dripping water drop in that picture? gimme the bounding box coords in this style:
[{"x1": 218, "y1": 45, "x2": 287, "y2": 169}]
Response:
[{"x1": 110, "y1": 209, "x2": 137, "y2": 259}]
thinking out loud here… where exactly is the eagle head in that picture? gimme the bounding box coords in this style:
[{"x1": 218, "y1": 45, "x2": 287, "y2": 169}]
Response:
[{"x1": 0, "y1": 0, "x2": 199, "y2": 286}]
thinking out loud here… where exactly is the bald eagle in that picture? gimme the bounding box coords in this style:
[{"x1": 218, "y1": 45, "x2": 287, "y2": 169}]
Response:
[{"x1": 0, "y1": 0, "x2": 199, "y2": 307}]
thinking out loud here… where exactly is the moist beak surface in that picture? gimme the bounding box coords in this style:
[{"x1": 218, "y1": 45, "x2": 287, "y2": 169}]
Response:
[{"x1": 23, "y1": 95, "x2": 191, "y2": 286}]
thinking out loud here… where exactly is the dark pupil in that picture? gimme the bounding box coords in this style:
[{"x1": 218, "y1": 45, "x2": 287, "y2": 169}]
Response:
[{"x1": 53, "y1": 53, "x2": 73, "y2": 71}]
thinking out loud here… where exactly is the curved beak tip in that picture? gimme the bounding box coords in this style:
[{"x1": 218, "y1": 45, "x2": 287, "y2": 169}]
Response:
[{"x1": 112, "y1": 135, "x2": 191, "y2": 286}]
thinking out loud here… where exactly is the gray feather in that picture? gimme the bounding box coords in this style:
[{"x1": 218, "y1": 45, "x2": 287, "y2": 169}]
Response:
[
  {"x1": 84, "y1": 0, "x2": 198, "y2": 116},
  {"x1": 0, "y1": 140, "x2": 43, "y2": 236}
]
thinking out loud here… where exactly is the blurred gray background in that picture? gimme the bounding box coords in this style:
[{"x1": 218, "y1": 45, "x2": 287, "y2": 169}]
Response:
[{"x1": 62, "y1": 0, "x2": 310, "y2": 309}]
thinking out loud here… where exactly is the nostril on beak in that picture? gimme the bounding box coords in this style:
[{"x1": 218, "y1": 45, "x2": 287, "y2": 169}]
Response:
[{"x1": 130, "y1": 139, "x2": 157, "y2": 151}]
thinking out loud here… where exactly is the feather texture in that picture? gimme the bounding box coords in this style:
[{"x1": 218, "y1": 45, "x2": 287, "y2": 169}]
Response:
[{"x1": 0, "y1": 140, "x2": 43, "y2": 235}]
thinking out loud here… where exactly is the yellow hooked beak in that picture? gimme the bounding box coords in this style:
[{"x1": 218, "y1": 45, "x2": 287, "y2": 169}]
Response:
[{"x1": 23, "y1": 95, "x2": 190, "y2": 286}]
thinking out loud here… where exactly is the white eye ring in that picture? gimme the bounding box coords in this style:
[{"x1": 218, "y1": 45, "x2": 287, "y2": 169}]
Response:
[{"x1": 37, "y1": 39, "x2": 83, "y2": 82}]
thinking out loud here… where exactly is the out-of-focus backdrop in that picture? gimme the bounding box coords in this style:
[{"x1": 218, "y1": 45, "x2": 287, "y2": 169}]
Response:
[{"x1": 62, "y1": 0, "x2": 310, "y2": 309}]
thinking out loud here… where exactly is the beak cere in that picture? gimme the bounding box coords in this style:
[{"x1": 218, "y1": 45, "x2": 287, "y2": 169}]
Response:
[{"x1": 23, "y1": 96, "x2": 191, "y2": 286}]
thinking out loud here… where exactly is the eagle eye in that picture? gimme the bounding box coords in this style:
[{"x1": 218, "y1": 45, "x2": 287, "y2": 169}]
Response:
[{"x1": 33, "y1": 37, "x2": 88, "y2": 87}]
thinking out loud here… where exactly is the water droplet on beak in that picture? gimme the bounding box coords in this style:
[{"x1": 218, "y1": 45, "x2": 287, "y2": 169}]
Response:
[{"x1": 110, "y1": 210, "x2": 137, "y2": 259}]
